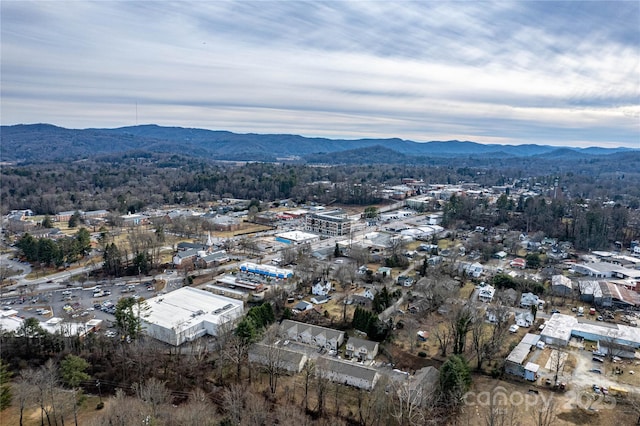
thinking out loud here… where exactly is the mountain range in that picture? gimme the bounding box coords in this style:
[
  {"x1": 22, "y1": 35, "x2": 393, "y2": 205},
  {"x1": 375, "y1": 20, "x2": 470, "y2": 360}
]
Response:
[{"x1": 0, "y1": 123, "x2": 636, "y2": 164}]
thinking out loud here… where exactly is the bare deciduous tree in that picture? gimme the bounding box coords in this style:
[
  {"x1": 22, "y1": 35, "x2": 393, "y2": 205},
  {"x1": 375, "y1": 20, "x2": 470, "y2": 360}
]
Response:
[
  {"x1": 528, "y1": 397, "x2": 557, "y2": 426},
  {"x1": 134, "y1": 377, "x2": 171, "y2": 420},
  {"x1": 223, "y1": 383, "x2": 246, "y2": 425}
]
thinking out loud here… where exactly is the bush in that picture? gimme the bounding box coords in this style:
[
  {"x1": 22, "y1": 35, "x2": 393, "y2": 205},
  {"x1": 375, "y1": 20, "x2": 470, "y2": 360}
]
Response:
[
  {"x1": 418, "y1": 351, "x2": 427, "y2": 358},
  {"x1": 96, "y1": 401, "x2": 104, "y2": 410}
]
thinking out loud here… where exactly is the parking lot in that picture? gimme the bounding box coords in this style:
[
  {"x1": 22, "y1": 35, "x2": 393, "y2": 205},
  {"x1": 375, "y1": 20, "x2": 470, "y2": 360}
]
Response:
[{"x1": 1, "y1": 280, "x2": 168, "y2": 328}]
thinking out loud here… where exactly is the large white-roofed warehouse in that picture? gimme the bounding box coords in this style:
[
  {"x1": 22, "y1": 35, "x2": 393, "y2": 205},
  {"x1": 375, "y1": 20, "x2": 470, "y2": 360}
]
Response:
[{"x1": 142, "y1": 287, "x2": 244, "y2": 346}]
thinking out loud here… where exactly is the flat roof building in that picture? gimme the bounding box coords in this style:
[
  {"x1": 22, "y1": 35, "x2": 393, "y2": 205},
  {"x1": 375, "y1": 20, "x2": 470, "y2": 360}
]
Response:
[
  {"x1": 143, "y1": 287, "x2": 244, "y2": 346},
  {"x1": 541, "y1": 313, "x2": 640, "y2": 353},
  {"x1": 305, "y1": 209, "x2": 352, "y2": 236}
]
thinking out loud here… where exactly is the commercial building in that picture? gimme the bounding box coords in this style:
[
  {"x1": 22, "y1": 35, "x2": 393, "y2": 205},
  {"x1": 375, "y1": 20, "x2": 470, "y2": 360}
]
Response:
[
  {"x1": 540, "y1": 313, "x2": 640, "y2": 355},
  {"x1": 305, "y1": 209, "x2": 352, "y2": 236},
  {"x1": 142, "y1": 287, "x2": 244, "y2": 346},
  {"x1": 275, "y1": 230, "x2": 320, "y2": 245},
  {"x1": 239, "y1": 262, "x2": 293, "y2": 280}
]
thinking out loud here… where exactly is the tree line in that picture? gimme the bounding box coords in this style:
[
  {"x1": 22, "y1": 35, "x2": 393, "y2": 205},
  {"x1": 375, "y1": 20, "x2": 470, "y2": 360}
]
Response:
[{"x1": 3, "y1": 153, "x2": 638, "y2": 216}]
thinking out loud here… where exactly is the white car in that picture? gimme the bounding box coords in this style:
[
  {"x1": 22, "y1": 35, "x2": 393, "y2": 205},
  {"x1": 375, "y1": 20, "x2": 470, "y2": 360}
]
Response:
[{"x1": 509, "y1": 325, "x2": 520, "y2": 333}]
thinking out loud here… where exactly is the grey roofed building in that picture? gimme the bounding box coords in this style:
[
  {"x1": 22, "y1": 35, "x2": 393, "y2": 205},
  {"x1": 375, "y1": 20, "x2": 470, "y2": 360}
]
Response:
[
  {"x1": 519, "y1": 292, "x2": 540, "y2": 308},
  {"x1": 391, "y1": 366, "x2": 440, "y2": 407},
  {"x1": 293, "y1": 301, "x2": 313, "y2": 312},
  {"x1": 248, "y1": 343, "x2": 308, "y2": 373},
  {"x1": 578, "y1": 280, "x2": 604, "y2": 304},
  {"x1": 345, "y1": 336, "x2": 379, "y2": 361},
  {"x1": 551, "y1": 275, "x2": 573, "y2": 296},
  {"x1": 541, "y1": 313, "x2": 640, "y2": 352},
  {"x1": 280, "y1": 319, "x2": 345, "y2": 351},
  {"x1": 316, "y1": 356, "x2": 379, "y2": 390}
]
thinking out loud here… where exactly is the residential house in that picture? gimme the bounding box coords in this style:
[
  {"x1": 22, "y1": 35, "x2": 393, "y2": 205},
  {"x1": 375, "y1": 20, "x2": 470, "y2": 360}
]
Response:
[
  {"x1": 486, "y1": 306, "x2": 511, "y2": 324},
  {"x1": 510, "y1": 258, "x2": 527, "y2": 269},
  {"x1": 498, "y1": 288, "x2": 519, "y2": 307},
  {"x1": 388, "y1": 366, "x2": 440, "y2": 407},
  {"x1": 397, "y1": 276, "x2": 414, "y2": 287},
  {"x1": 280, "y1": 320, "x2": 345, "y2": 351},
  {"x1": 477, "y1": 285, "x2": 496, "y2": 303},
  {"x1": 316, "y1": 356, "x2": 379, "y2": 390},
  {"x1": 515, "y1": 312, "x2": 535, "y2": 327},
  {"x1": 248, "y1": 343, "x2": 308, "y2": 373},
  {"x1": 466, "y1": 262, "x2": 484, "y2": 278},
  {"x1": 312, "y1": 280, "x2": 332, "y2": 296},
  {"x1": 377, "y1": 266, "x2": 392, "y2": 278},
  {"x1": 357, "y1": 265, "x2": 369, "y2": 275},
  {"x1": 359, "y1": 288, "x2": 375, "y2": 300},
  {"x1": 520, "y1": 292, "x2": 540, "y2": 308},
  {"x1": 345, "y1": 337, "x2": 379, "y2": 361}
]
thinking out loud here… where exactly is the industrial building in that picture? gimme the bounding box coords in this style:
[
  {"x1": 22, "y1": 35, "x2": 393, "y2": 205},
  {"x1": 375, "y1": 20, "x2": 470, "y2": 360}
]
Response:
[
  {"x1": 540, "y1": 313, "x2": 640, "y2": 356},
  {"x1": 142, "y1": 287, "x2": 244, "y2": 346},
  {"x1": 504, "y1": 333, "x2": 542, "y2": 381}
]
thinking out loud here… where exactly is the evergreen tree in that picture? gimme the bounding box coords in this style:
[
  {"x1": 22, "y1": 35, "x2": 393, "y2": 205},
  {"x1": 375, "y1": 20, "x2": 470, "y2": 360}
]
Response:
[
  {"x1": 439, "y1": 355, "x2": 472, "y2": 405},
  {"x1": 41, "y1": 215, "x2": 53, "y2": 228}
]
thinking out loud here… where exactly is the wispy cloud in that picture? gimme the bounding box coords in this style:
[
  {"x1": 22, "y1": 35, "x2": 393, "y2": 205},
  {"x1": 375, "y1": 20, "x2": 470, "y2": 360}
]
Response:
[{"x1": 1, "y1": 1, "x2": 638, "y2": 148}]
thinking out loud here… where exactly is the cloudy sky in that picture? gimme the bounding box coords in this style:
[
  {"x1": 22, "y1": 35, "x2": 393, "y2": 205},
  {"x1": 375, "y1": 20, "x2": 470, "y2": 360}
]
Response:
[{"x1": 1, "y1": 1, "x2": 639, "y2": 148}]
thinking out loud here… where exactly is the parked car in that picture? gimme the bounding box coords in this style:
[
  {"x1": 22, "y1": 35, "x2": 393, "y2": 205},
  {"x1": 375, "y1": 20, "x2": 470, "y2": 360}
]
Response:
[
  {"x1": 509, "y1": 324, "x2": 520, "y2": 333},
  {"x1": 590, "y1": 369, "x2": 602, "y2": 374},
  {"x1": 592, "y1": 357, "x2": 605, "y2": 363}
]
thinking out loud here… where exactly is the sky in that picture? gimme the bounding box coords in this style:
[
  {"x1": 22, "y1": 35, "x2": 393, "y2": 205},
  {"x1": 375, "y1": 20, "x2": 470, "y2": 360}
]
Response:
[{"x1": 1, "y1": 1, "x2": 639, "y2": 148}]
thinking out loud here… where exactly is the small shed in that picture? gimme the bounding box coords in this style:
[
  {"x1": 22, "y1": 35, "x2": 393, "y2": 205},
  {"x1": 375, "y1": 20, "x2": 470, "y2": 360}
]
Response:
[{"x1": 524, "y1": 362, "x2": 540, "y2": 381}]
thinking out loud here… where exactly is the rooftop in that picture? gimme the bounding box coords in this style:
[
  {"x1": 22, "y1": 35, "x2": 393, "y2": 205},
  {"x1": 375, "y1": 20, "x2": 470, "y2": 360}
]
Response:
[{"x1": 143, "y1": 287, "x2": 244, "y2": 332}]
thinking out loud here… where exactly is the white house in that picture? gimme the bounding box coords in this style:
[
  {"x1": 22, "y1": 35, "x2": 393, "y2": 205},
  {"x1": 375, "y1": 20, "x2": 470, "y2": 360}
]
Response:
[
  {"x1": 466, "y1": 262, "x2": 484, "y2": 278},
  {"x1": 359, "y1": 289, "x2": 375, "y2": 300},
  {"x1": 280, "y1": 320, "x2": 345, "y2": 351},
  {"x1": 515, "y1": 312, "x2": 535, "y2": 327},
  {"x1": 477, "y1": 285, "x2": 496, "y2": 303},
  {"x1": 312, "y1": 280, "x2": 332, "y2": 296},
  {"x1": 486, "y1": 307, "x2": 510, "y2": 324},
  {"x1": 345, "y1": 337, "x2": 379, "y2": 361}
]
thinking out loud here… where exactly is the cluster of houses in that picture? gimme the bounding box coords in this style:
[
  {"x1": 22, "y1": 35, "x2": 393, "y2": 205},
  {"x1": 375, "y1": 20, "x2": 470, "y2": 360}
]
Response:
[{"x1": 248, "y1": 319, "x2": 438, "y2": 398}]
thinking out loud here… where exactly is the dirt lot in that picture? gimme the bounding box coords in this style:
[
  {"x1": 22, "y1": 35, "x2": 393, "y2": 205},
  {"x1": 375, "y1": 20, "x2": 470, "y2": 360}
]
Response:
[{"x1": 460, "y1": 375, "x2": 637, "y2": 426}]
